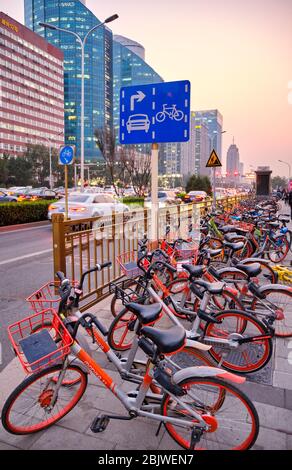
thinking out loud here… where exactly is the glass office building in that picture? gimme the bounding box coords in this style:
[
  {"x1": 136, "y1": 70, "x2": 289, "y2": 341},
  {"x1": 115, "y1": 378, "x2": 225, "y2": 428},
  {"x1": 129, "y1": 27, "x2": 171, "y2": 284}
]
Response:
[
  {"x1": 24, "y1": 0, "x2": 113, "y2": 161},
  {"x1": 113, "y1": 35, "x2": 163, "y2": 147},
  {"x1": 193, "y1": 110, "x2": 223, "y2": 159}
]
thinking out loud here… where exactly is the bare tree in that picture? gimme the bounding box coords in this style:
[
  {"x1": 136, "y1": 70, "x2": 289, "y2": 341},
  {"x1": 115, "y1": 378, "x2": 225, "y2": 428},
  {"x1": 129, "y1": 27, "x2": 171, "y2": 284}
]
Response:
[
  {"x1": 120, "y1": 146, "x2": 151, "y2": 196},
  {"x1": 94, "y1": 127, "x2": 126, "y2": 196}
]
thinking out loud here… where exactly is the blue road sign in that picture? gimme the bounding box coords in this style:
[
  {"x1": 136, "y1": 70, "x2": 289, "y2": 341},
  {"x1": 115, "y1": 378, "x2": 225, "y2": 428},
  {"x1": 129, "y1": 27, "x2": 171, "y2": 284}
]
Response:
[
  {"x1": 59, "y1": 145, "x2": 75, "y2": 165},
  {"x1": 120, "y1": 80, "x2": 190, "y2": 144}
]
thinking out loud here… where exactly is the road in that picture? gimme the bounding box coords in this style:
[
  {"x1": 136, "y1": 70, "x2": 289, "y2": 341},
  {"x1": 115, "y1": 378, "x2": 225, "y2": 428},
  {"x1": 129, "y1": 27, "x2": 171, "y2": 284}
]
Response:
[{"x1": 0, "y1": 224, "x2": 53, "y2": 371}]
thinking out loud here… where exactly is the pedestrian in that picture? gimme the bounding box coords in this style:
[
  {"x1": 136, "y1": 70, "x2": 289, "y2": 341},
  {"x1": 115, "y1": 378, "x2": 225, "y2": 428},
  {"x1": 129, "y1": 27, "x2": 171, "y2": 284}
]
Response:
[{"x1": 288, "y1": 191, "x2": 292, "y2": 218}]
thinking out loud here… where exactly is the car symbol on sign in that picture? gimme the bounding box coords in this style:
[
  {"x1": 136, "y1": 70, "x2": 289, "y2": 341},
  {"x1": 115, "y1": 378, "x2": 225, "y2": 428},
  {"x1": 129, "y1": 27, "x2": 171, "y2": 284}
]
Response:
[{"x1": 126, "y1": 114, "x2": 150, "y2": 133}]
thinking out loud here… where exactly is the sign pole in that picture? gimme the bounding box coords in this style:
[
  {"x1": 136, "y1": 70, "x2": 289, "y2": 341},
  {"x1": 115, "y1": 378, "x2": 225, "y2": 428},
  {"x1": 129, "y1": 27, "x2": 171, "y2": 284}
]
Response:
[
  {"x1": 212, "y1": 167, "x2": 216, "y2": 210},
  {"x1": 151, "y1": 143, "x2": 159, "y2": 241},
  {"x1": 64, "y1": 165, "x2": 69, "y2": 221}
]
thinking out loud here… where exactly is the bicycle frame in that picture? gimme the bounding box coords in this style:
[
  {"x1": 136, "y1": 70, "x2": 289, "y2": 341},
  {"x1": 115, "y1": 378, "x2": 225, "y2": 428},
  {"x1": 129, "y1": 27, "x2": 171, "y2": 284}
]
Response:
[{"x1": 54, "y1": 333, "x2": 210, "y2": 432}]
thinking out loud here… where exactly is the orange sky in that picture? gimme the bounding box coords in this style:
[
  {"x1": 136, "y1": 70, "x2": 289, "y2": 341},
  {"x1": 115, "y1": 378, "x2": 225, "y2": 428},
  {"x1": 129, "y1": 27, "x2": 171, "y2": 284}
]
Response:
[{"x1": 1, "y1": 0, "x2": 291, "y2": 176}]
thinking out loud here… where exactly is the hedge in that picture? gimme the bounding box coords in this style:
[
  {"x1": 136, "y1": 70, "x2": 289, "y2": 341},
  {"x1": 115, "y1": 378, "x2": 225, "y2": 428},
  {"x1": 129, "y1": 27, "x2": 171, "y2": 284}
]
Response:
[
  {"x1": 120, "y1": 196, "x2": 144, "y2": 204},
  {"x1": 0, "y1": 200, "x2": 56, "y2": 226}
]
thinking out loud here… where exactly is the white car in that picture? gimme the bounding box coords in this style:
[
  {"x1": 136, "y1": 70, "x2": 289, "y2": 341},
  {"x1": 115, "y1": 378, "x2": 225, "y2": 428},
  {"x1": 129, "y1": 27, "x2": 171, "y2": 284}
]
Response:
[{"x1": 48, "y1": 193, "x2": 129, "y2": 220}]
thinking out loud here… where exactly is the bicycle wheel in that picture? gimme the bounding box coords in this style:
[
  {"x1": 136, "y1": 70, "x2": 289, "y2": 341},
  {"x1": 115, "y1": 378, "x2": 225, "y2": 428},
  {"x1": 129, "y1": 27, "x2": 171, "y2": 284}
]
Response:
[
  {"x1": 108, "y1": 307, "x2": 138, "y2": 351},
  {"x1": 251, "y1": 287, "x2": 292, "y2": 337},
  {"x1": 2, "y1": 364, "x2": 87, "y2": 435},
  {"x1": 267, "y1": 237, "x2": 290, "y2": 263},
  {"x1": 156, "y1": 112, "x2": 165, "y2": 123},
  {"x1": 161, "y1": 377, "x2": 259, "y2": 450},
  {"x1": 110, "y1": 279, "x2": 139, "y2": 318},
  {"x1": 204, "y1": 310, "x2": 273, "y2": 374},
  {"x1": 174, "y1": 110, "x2": 184, "y2": 121}
]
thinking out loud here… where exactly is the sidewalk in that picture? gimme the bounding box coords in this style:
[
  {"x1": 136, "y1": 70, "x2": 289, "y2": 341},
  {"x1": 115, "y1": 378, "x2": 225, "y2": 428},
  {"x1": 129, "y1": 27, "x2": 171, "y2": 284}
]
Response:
[{"x1": 1, "y1": 212, "x2": 292, "y2": 450}]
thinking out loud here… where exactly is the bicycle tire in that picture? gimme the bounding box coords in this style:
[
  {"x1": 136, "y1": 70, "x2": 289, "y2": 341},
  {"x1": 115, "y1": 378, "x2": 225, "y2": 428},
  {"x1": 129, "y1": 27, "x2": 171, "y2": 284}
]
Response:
[
  {"x1": 250, "y1": 287, "x2": 292, "y2": 337},
  {"x1": 2, "y1": 364, "x2": 87, "y2": 435},
  {"x1": 161, "y1": 376, "x2": 259, "y2": 450},
  {"x1": 267, "y1": 237, "x2": 290, "y2": 263},
  {"x1": 204, "y1": 309, "x2": 273, "y2": 374}
]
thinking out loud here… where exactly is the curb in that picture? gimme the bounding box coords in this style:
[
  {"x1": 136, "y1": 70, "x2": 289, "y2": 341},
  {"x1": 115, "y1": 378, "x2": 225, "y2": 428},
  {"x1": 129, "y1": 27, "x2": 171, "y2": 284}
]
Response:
[{"x1": 0, "y1": 220, "x2": 50, "y2": 233}]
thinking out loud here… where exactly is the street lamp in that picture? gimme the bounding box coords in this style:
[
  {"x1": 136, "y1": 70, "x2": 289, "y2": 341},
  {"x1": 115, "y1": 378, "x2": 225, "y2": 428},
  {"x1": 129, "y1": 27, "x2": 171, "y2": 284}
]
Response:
[
  {"x1": 44, "y1": 131, "x2": 63, "y2": 190},
  {"x1": 278, "y1": 159, "x2": 291, "y2": 179},
  {"x1": 39, "y1": 14, "x2": 119, "y2": 192}
]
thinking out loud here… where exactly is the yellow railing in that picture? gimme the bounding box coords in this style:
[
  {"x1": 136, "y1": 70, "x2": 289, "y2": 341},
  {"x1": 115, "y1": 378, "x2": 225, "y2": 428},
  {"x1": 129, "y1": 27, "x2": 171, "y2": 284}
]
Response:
[{"x1": 52, "y1": 195, "x2": 247, "y2": 311}]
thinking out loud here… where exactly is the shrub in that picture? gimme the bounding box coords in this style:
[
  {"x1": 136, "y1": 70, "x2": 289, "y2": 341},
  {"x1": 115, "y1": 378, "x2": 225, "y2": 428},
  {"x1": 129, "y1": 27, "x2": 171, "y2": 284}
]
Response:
[
  {"x1": 120, "y1": 196, "x2": 144, "y2": 204},
  {"x1": 0, "y1": 200, "x2": 56, "y2": 226}
]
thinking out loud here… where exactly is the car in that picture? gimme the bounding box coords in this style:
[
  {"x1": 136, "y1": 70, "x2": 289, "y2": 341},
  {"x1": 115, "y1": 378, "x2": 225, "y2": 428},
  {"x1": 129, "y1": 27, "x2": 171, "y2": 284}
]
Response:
[
  {"x1": 183, "y1": 191, "x2": 208, "y2": 203},
  {"x1": 48, "y1": 192, "x2": 130, "y2": 221},
  {"x1": 28, "y1": 188, "x2": 57, "y2": 201},
  {"x1": 126, "y1": 114, "x2": 150, "y2": 133},
  {"x1": 144, "y1": 191, "x2": 179, "y2": 208},
  {"x1": 0, "y1": 190, "x2": 17, "y2": 203}
]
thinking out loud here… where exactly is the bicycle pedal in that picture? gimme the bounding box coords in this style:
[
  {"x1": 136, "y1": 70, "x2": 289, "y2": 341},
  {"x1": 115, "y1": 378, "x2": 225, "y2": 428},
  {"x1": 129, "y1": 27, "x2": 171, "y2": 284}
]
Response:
[{"x1": 90, "y1": 414, "x2": 110, "y2": 433}]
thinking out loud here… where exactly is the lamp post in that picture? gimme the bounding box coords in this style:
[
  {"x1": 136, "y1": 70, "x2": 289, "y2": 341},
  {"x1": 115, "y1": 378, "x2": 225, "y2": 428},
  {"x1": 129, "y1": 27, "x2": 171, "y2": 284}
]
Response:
[
  {"x1": 44, "y1": 131, "x2": 63, "y2": 190},
  {"x1": 39, "y1": 14, "x2": 118, "y2": 192},
  {"x1": 278, "y1": 159, "x2": 291, "y2": 180}
]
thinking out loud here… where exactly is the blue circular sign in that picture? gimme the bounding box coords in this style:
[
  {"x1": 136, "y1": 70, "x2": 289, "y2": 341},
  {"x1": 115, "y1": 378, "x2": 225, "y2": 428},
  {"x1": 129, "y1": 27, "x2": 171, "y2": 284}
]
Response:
[{"x1": 59, "y1": 146, "x2": 74, "y2": 165}]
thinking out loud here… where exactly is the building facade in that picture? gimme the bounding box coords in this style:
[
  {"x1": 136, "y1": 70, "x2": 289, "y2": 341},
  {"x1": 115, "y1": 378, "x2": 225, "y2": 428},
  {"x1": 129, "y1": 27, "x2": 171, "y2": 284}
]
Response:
[
  {"x1": 24, "y1": 0, "x2": 113, "y2": 162},
  {"x1": 192, "y1": 109, "x2": 223, "y2": 159},
  {"x1": 0, "y1": 12, "x2": 64, "y2": 158},
  {"x1": 226, "y1": 140, "x2": 240, "y2": 182},
  {"x1": 181, "y1": 112, "x2": 211, "y2": 178}
]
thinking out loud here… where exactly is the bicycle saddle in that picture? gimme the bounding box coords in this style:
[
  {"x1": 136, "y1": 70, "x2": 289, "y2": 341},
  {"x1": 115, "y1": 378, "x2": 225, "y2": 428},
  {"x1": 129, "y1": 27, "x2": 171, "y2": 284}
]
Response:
[
  {"x1": 181, "y1": 264, "x2": 205, "y2": 278},
  {"x1": 126, "y1": 302, "x2": 162, "y2": 325},
  {"x1": 220, "y1": 225, "x2": 238, "y2": 234},
  {"x1": 202, "y1": 248, "x2": 222, "y2": 257},
  {"x1": 268, "y1": 221, "x2": 279, "y2": 228},
  {"x1": 140, "y1": 325, "x2": 186, "y2": 354},
  {"x1": 236, "y1": 263, "x2": 261, "y2": 278},
  {"x1": 191, "y1": 280, "x2": 225, "y2": 295},
  {"x1": 278, "y1": 216, "x2": 290, "y2": 223},
  {"x1": 224, "y1": 233, "x2": 245, "y2": 242},
  {"x1": 223, "y1": 241, "x2": 244, "y2": 251}
]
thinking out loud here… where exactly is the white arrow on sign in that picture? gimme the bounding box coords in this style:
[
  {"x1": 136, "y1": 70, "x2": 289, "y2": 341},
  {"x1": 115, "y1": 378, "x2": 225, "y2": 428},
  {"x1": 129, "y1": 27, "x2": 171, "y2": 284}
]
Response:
[{"x1": 130, "y1": 91, "x2": 146, "y2": 111}]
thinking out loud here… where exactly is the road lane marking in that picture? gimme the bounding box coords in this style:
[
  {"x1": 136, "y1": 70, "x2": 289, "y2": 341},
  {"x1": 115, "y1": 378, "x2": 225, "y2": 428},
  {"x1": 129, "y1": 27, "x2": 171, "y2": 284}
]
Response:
[
  {"x1": 0, "y1": 249, "x2": 52, "y2": 266},
  {"x1": 0, "y1": 225, "x2": 51, "y2": 236}
]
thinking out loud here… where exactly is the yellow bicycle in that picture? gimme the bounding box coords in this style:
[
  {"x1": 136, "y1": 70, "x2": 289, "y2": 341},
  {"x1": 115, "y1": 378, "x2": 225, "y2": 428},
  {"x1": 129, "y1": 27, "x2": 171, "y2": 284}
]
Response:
[{"x1": 272, "y1": 264, "x2": 292, "y2": 285}]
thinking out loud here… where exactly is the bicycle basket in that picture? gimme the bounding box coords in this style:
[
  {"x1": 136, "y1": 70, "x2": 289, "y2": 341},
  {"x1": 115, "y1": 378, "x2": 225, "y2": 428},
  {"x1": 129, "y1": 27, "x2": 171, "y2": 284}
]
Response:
[
  {"x1": 8, "y1": 309, "x2": 73, "y2": 374},
  {"x1": 109, "y1": 279, "x2": 148, "y2": 305},
  {"x1": 26, "y1": 280, "x2": 78, "y2": 313},
  {"x1": 175, "y1": 241, "x2": 198, "y2": 260}
]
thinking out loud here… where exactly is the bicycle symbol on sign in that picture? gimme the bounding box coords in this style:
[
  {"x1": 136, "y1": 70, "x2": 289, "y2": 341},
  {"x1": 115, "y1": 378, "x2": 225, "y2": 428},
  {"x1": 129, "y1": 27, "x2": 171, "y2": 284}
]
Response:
[{"x1": 156, "y1": 104, "x2": 184, "y2": 123}]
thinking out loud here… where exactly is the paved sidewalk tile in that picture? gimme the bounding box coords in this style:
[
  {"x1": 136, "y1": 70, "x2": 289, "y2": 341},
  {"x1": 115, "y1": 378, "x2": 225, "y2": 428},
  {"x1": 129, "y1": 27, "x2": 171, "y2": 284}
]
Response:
[
  {"x1": 240, "y1": 382, "x2": 285, "y2": 408},
  {"x1": 0, "y1": 442, "x2": 21, "y2": 450},
  {"x1": 273, "y1": 371, "x2": 292, "y2": 391},
  {"x1": 255, "y1": 402, "x2": 292, "y2": 434},
  {"x1": 255, "y1": 427, "x2": 288, "y2": 450},
  {"x1": 85, "y1": 416, "x2": 162, "y2": 450},
  {"x1": 284, "y1": 389, "x2": 292, "y2": 410},
  {"x1": 29, "y1": 426, "x2": 115, "y2": 451},
  {"x1": 0, "y1": 423, "x2": 45, "y2": 450}
]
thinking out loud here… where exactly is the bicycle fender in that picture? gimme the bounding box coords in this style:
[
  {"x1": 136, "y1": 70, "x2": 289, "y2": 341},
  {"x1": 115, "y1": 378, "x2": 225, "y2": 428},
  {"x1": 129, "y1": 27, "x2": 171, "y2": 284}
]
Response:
[
  {"x1": 217, "y1": 267, "x2": 248, "y2": 278},
  {"x1": 185, "y1": 338, "x2": 211, "y2": 351},
  {"x1": 257, "y1": 283, "x2": 292, "y2": 295},
  {"x1": 172, "y1": 367, "x2": 245, "y2": 385}
]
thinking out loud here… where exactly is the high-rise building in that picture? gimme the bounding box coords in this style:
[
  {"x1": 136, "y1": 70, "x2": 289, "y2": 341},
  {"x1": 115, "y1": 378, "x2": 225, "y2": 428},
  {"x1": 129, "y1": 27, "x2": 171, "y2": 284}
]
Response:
[
  {"x1": 226, "y1": 139, "x2": 240, "y2": 180},
  {"x1": 192, "y1": 110, "x2": 223, "y2": 159},
  {"x1": 181, "y1": 112, "x2": 212, "y2": 178},
  {"x1": 0, "y1": 12, "x2": 64, "y2": 158},
  {"x1": 113, "y1": 35, "x2": 163, "y2": 146},
  {"x1": 24, "y1": 0, "x2": 113, "y2": 162}
]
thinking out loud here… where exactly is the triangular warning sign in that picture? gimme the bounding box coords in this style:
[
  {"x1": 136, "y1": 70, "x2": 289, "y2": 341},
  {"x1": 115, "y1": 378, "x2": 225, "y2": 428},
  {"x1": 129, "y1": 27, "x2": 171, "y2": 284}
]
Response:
[{"x1": 206, "y1": 149, "x2": 222, "y2": 168}]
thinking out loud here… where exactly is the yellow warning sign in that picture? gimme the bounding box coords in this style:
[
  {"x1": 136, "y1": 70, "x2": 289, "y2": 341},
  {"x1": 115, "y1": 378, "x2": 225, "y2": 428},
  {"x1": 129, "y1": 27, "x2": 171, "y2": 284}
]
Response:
[{"x1": 206, "y1": 149, "x2": 222, "y2": 168}]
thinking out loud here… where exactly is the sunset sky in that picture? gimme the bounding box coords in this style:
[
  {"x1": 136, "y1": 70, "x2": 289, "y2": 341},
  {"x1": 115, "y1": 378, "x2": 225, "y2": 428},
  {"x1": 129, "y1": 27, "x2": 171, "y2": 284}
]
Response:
[{"x1": 0, "y1": 0, "x2": 291, "y2": 176}]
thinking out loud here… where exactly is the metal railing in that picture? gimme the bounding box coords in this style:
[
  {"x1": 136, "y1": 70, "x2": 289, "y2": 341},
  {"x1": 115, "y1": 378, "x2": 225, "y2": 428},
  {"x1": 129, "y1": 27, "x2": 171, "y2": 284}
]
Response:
[{"x1": 52, "y1": 195, "x2": 247, "y2": 311}]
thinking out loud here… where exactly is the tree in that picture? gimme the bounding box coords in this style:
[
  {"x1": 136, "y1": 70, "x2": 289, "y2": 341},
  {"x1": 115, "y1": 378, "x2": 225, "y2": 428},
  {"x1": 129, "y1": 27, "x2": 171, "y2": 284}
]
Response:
[
  {"x1": 120, "y1": 146, "x2": 151, "y2": 196},
  {"x1": 94, "y1": 127, "x2": 126, "y2": 196},
  {"x1": 186, "y1": 175, "x2": 212, "y2": 195},
  {"x1": 271, "y1": 176, "x2": 288, "y2": 190},
  {"x1": 7, "y1": 156, "x2": 33, "y2": 186},
  {"x1": 0, "y1": 154, "x2": 10, "y2": 186}
]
